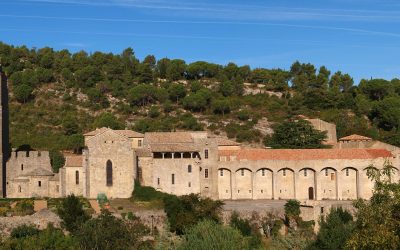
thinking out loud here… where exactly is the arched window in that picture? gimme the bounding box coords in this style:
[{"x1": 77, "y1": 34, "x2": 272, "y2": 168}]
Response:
[
  {"x1": 75, "y1": 171, "x2": 79, "y2": 185},
  {"x1": 106, "y1": 160, "x2": 113, "y2": 186}
]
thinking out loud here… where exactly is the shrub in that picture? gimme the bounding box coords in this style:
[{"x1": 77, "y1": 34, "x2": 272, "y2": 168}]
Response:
[
  {"x1": 10, "y1": 224, "x2": 40, "y2": 239},
  {"x1": 132, "y1": 180, "x2": 172, "y2": 202}
]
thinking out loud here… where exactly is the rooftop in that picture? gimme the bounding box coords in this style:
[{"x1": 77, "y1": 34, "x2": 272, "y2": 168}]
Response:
[
  {"x1": 84, "y1": 128, "x2": 144, "y2": 138},
  {"x1": 144, "y1": 132, "x2": 194, "y2": 144},
  {"x1": 219, "y1": 148, "x2": 392, "y2": 161},
  {"x1": 23, "y1": 167, "x2": 54, "y2": 176},
  {"x1": 65, "y1": 155, "x2": 83, "y2": 167},
  {"x1": 339, "y1": 134, "x2": 372, "y2": 141}
]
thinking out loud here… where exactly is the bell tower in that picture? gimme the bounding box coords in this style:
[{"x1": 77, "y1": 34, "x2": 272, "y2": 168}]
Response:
[{"x1": 0, "y1": 67, "x2": 9, "y2": 197}]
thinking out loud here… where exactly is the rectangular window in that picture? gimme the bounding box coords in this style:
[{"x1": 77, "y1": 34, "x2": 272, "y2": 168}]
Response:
[
  {"x1": 304, "y1": 169, "x2": 307, "y2": 177},
  {"x1": 188, "y1": 165, "x2": 192, "y2": 173},
  {"x1": 241, "y1": 169, "x2": 244, "y2": 176},
  {"x1": 346, "y1": 169, "x2": 349, "y2": 176},
  {"x1": 331, "y1": 173, "x2": 335, "y2": 181},
  {"x1": 157, "y1": 178, "x2": 160, "y2": 185},
  {"x1": 172, "y1": 174, "x2": 175, "y2": 185},
  {"x1": 205, "y1": 149, "x2": 209, "y2": 159},
  {"x1": 262, "y1": 169, "x2": 265, "y2": 176},
  {"x1": 205, "y1": 169, "x2": 209, "y2": 178},
  {"x1": 188, "y1": 182, "x2": 191, "y2": 187},
  {"x1": 138, "y1": 140, "x2": 142, "y2": 147},
  {"x1": 220, "y1": 169, "x2": 224, "y2": 176},
  {"x1": 325, "y1": 169, "x2": 328, "y2": 176},
  {"x1": 38, "y1": 181, "x2": 41, "y2": 187},
  {"x1": 283, "y1": 170, "x2": 286, "y2": 176},
  {"x1": 76, "y1": 171, "x2": 79, "y2": 185}
]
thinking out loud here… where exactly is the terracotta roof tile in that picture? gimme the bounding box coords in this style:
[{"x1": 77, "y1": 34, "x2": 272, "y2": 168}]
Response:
[
  {"x1": 214, "y1": 138, "x2": 240, "y2": 146},
  {"x1": 65, "y1": 155, "x2": 83, "y2": 167},
  {"x1": 114, "y1": 130, "x2": 144, "y2": 138},
  {"x1": 219, "y1": 148, "x2": 392, "y2": 161},
  {"x1": 150, "y1": 143, "x2": 199, "y2": 152},
  {"x1": 339, "y1": 134, "x2": 372, "y2": 141},
  {"x1": 144, "y1": 132, "x2": 194, "y2": 144}
]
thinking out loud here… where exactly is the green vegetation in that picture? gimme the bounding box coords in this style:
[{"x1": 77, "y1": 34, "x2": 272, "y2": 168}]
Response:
[
  {"x1": 57, "y1": 194, "x2": 90, "y2": 233},
  {"x1": 1, "y1": 42, "x2": 400, "y2": 152}
]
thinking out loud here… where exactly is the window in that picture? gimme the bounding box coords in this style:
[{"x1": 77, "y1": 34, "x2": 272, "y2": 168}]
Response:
[
  {"x1": 38, "y1": 151, "x2": 41, "y2": 156},
  {"x1": 304, "y1": 169, "x2": 307, "y2": 177},
  {"x1": 261, "y1": 189, "x2": 263, "y2": 193},
  {"x1": 21, "y1": 164, "x2": 23, "y2": 171},
  {"x1": 283, "y1": 169, "x2": 286, "y2": 176},
  {"x1": 188, "y1": 165, "x2": 192, "y2": 173},
  {"x1": 331, "y1": 173, "x2": 335, "y2": 181},
  {"x1": 220, "y1": 169, "x2": 224, "y2": 176},
  {"x1": 188, "y1": 182, "x2": 191, "y2": 187},
  {"x1": 346, "y1": 169, "x2": 349, "y2": 176},
  {"x1": 138, "y1": 140, "x2": 142, "y2": 147},
  {"x1": 172, "y1": 174, "x2": 175, "y2": 184},
  {"x1": 241, "y1": 169, "x2": 244, "y2": 176},
  {"x1": 325, "y1": 169, "x2": 328, "y2": 176},
  {"x1": 26, "y1": 151, "x2": 29, "y2": 157},
  {"x1": 205, "y1": 169, "x2": 209, "y2": 178},
  {"x1": 18, "y1": 186, "x2": 21, "y2": 193},
  {"x1": 38, "y1": 181, "x2": 41, "y2": 187},
  {"x1": 106, "y1": 160, "x2": 113, "y2": 186},
  {"x1": 262, "y1": 169, "x2": 265, "y2": 176},
  {"x1": 205, "y1": 149, "x2": 209, "y2": 159},
  {"x1": 157, "y1": 178, "x2": 160, "y2": 185},
  {"x1": 75, "y1": 171, "x2": 79, "y2": 185}
]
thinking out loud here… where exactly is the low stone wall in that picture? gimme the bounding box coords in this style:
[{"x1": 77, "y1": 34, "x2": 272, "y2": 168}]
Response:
[{"x1": 0, "y1": 209, "x2": 61, "y2": 236}]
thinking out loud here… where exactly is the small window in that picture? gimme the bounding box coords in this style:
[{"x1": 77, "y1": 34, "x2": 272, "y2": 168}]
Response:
[
  {"x1": 220, "y1": 169, "x2": 223, "y2": 176},
  {"x1": 262, "y1": 169, "x2": 265, "y2": 176},
  {"x1": 21, "y1": 164, "x2": 23, "y2": 171},
  {"x1": 241, "y1": 169, "x2": 244, "y2": 176},
  {"x1": 331, "y1": 173, "x2": 335, "y2": 181},
  {"x1": 157, "y1": 178, "x2": 160, "y2": 185},
  {"x1": 205, "y1": 169, "x2": 209, "y2": 178},
  {"x1": 188, "y1": 182, "x2": 191, "y2": 187},
  {"x1": 249, "y1": 190, "x2": 251, "y2": 193},
  {"x1": 205, "y1": 149, "x2": 209, "y2": 159},
  {"x1": 38, "y1": 181, "x2": 41, "y2": 187},
  {"x1": 261, "y1": 189, "x2": 263, "y2": 193},
  {"x1": 188, "y1": 165, "x2": 192, "y2": 173},
  {"x1": 304, "y1": 169, "x2": 307, "y2": 177},
  {"x1": 75, "y1": 170, "x2": 79, "y2": 185},
  {"x1": 283, "y1": 169, "x2": 286, "y2": 176},
  {"x1": 18, "y1": 186, "x2": 21, "y2": 193},
  {"x1": 138, "y1": 140, "x2": 142, "y2": 147},
  {"x1": 26, "y1": 151, "x2": 29, "y2": 157},
  {"x1": 172, "y1": 174, "x2": 175, "y2": 184},
  {"x1": 38, "y1": 151, "x2": 41, "y2": 157},
  {"x1": 325, "y1": 169, "x2": 328, "y2": 176},
  {"x1": 106, "y1": 160, "x2": 113, "y2": 186},
  {"x1": 346, "y1": 169, "x2": 349, "y2": 176}
]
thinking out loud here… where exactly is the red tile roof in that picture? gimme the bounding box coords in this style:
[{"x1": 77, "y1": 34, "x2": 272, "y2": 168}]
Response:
[
  {"x1": 219, "y1": 148, "x2": 392, "y2": 161},
  {"x1": 339, "y1": 134, "x2": 372, "y2": 141},
  {"x1": 65, "y1": 155, "x2": 83, "y2": 167}
]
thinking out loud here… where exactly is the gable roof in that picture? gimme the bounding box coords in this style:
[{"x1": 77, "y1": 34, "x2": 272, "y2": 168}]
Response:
[
  {"x1": 214, "y1": 137, "x2": 240, "y2": 146},
  {"x1": 65, "y1": 155, "x2": 83, "y2": 167},
  {"x1": 114, "y1": 130, "x2": 144, "y2": 138},
  {"x1": 144, "y1": 132, "x2": 194, "y2": 144},
  {"x1": 84, "y1": 127, "x2": 109, "y2": 136},
  {"x1": 339, "y1": 134, "x2": 372, "y2": 141},
  {"x1": 23, "y1": 167, "x2": 54, "y2": 176},
  {"x1": 219, "y1": 148, "x2": 392, "y2": 161},
  {"x1": 149, "y1": 143, "x2": 200, "y2": 152}
]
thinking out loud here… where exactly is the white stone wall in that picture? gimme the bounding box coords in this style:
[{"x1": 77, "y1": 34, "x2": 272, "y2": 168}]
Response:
[{"x1": 64, "y1": 167, "x2": 83, "y2": 196}]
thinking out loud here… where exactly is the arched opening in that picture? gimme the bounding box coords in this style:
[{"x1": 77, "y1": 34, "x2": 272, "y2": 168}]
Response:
[
  {"x1": 254, "y1": 168, "x2": 273, "y2": 199},
  {"x1": 298, "y1": 168, "x2": 316, "y2": 200},
  {"x1": 106, "y1": 160, "x2": 113, "y2": 186},
  {"x1": 276, "y1": 168, "x2": 295, "y2": 199},
  {"x1": 319, "y1": 167, "x2": 338, "y2": 200},
  {"x1": 218, "y1": 168, "x2": 232, "y2": 200},
  {"x1": 308, "y1": 187, "x2": 314, "y2": 200},
  {"x1": 235, "y1": 168, "x2": 253, "y2": 199},
  {"x1": 341, "y1": 167, "x2": 358, "y2": 200}
]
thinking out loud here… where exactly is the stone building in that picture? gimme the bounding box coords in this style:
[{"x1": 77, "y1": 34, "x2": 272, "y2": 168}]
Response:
[{"x1": 0, "y1": 70, "x2": 399, "y2": 200}]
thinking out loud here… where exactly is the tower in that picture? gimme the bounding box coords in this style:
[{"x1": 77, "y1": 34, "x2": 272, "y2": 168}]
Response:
[{"x1": 0, "y1": 66, "x2": 9, "y2": 197}]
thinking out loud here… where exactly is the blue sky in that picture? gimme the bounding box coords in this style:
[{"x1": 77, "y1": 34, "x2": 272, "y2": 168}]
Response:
[{"x1": 1, "y1": 0, "x2": 400, "y2": 83}]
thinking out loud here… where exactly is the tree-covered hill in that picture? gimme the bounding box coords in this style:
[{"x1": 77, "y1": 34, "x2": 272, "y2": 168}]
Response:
[{"x1": 1, "y1": 41, "x2": 399, "y2": 152}]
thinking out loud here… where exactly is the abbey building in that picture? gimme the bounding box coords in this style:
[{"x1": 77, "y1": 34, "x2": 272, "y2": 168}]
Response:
[{"x1": 1, "y1": 69, "x2": 399, "y2": 201}]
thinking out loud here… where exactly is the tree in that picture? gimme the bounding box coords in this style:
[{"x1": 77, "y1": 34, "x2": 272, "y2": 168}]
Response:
[
  {"x1": 310, "y1": 207, "x2": 354, "y2": 250},
  {"x1": 346, "y1": 161, "x2": 400, "y2": 249},
  {"x1": 128, "y1": 84, "x2": 157, "y2": 106},
  {"x1": 57, "y1": 194, "x2": 90, "y2": 233},
  {"x1": 14, "y1": 83, "x2": 33, "y2": 103},
  {"x1": 177, "y1": 220, "x2": 252, "y2": 250},
  {"x1": 75, "y1": 210, "x2": 150, "y2": 250},
  {"x1": 370, "y1": 97, "x2": 400, "y2": 131},
  {"x1": 163, "y1": 193, "x2": 223, "y2": 235},
  {"x1": 93, "y1": 112, "x2": 124, "y2": 130},
  {"x1": 49, "y1": 150, "x2": 65, "y2": 173},
  {"x1": 168, "y1": 83, "x2": 186, "y2": 103},
  {"x1": 265, "y1": 119, "x2": 329, "y2": 149},
  {"x1": 62, "y1": 115, "x2": 79, "y2": 135},
  {"x1": 284, "y1": 199, "x2": 301, "y2": 220},
  {"x1": 166, "y1": 59, "x2": 186, "y2": 81},
  {"x1": 212, "y1": 99, "x2": 231, "y2": 116}
]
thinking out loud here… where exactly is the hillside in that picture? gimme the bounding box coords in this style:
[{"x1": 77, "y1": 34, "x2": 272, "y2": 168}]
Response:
[{"x1": 1, "y1": 41, "x2": 400, "y2": 152}]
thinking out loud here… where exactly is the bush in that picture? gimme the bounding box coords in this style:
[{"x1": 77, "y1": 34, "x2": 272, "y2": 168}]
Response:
[
  {"x1": 132, "y1": 180, "x2": 172, "y2": 202},
  {"x1": 10, "y1": 224, "x2": 40, "y2": 239},
  {"x1": 14, "y1": 200, "x2": 34, "y2": 216}
]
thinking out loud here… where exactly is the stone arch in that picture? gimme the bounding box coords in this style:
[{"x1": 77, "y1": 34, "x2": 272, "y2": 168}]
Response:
[
  {"x1": 341, "y1": 167, "x2": 358, "y2": 200},
  {"x1": 106, "y1": 160, "x2": 113, "y2": 186},
  {"x1": 319, "y1": 167, "x2": 338, "y2": 200},
  {"x1": 218, "y1": 168, "x2": 232, "y2": 200},
  {"x1": 276, "y1": 168, "x2": 295, "y2": 199},
  {"x1": 361, "y1": 166, "x2": 378, "y2": 199},
  {"x1": 235, "y1": 168, "x2": 253, "y2": 199},
  {"x1": 297, "y1": 168, "x2": 316, "y2": 200},
  {"x1": 253, "y1": 168, "x2": 273, "y2": 199}
]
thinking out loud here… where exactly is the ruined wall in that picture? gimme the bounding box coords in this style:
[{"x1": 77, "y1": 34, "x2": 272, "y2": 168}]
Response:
[{"x1": 307, "y1": 118, "x2": 337, "y2": 144}]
